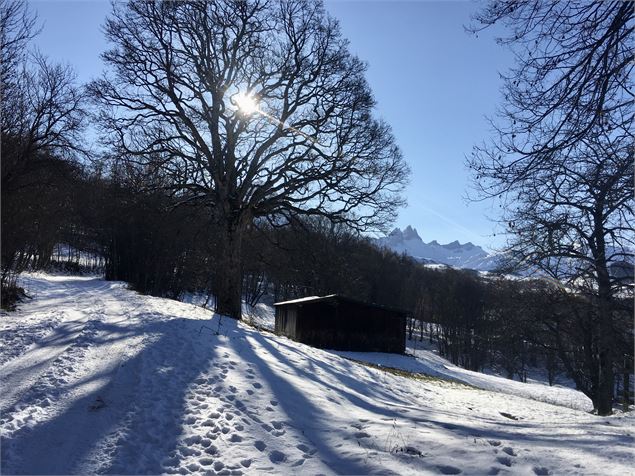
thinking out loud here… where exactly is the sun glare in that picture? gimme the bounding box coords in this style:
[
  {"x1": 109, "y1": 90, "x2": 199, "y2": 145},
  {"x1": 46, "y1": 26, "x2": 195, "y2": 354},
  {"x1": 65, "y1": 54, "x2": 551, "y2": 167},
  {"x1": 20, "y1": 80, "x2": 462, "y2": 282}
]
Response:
[{"x1": 234, "y1": 92, "x2": 259, "y2": 115}]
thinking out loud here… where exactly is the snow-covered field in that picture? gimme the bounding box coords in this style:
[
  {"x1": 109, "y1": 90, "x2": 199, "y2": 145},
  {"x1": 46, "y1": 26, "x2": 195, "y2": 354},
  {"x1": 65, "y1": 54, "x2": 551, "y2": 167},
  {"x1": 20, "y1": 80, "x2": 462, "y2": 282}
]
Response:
[{"x1": 1, "y1": 274, "x2": 633, "y2": 475}]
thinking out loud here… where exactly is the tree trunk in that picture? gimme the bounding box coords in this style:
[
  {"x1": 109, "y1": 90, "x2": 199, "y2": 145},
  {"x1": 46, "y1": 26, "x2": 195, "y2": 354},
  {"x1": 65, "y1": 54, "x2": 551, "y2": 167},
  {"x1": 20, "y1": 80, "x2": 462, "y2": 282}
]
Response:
[
  {"x1": 596, "y1": 301, "x2": 614, "y2": 415},
  {"x1": 623, "y1": 361, "x2": 630, "y2": 412},
  {"x1": 594, "y1": 219, "x2": 615, "y2": 415},
  {"x1": 215, "y1": 215, "x2": 246, "y2": 320}
]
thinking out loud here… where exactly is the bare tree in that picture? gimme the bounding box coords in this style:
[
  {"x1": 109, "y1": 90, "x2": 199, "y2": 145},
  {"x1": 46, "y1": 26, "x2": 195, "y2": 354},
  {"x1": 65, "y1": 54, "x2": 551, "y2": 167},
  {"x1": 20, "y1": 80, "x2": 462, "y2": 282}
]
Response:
[
  {"x1": 0, "y1": 0, "x2": 38, "y2": 99},
  {"x1": 91, "y1": 0, "x2": 409, "y2": 319},
  {"x1": 2, "y1": 54, "x2": 88, "y2": 190},
  {"x1": 468, "y1": 1, "x2": 634, "y2": 415},
  {"x1": 469, "y1": 1, "x2": 633, "y2": 161},
  {"x1": 1, "y1": 0, "x2": 88, "y2": 293}
]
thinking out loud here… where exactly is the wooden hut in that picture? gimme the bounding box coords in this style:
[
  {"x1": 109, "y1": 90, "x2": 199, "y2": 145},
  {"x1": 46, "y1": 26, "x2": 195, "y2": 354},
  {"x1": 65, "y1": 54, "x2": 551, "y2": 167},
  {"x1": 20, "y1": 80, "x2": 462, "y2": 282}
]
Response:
[{"x1": 274, "y1": 295, "x2": 407, "y2": 353}]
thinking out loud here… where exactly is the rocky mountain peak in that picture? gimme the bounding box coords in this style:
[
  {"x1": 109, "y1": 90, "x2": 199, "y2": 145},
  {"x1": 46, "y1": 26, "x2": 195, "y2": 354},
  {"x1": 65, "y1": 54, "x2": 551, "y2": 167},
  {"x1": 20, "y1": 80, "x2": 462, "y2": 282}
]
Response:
[
  {"x1": 374, "y1": 226, "x2": 500, "y2": 271},
  {"x1": 402, "y1": 226, "x2": 421, "y2": 241}
]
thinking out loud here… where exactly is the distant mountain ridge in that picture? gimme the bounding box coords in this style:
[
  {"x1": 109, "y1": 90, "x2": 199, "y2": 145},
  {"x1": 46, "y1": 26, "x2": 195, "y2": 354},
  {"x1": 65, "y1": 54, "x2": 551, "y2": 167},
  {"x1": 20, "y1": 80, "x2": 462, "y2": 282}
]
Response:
[{"x1": 375, "y1": 226, "x2": 501, "y2": 271}]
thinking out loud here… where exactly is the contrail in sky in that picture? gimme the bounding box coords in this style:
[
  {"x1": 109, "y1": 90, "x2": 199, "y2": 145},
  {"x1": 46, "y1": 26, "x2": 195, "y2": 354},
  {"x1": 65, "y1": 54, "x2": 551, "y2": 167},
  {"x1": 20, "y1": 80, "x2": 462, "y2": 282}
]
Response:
[{"x1": 418, "y1": 204, "x2": 487, "y2": 244}]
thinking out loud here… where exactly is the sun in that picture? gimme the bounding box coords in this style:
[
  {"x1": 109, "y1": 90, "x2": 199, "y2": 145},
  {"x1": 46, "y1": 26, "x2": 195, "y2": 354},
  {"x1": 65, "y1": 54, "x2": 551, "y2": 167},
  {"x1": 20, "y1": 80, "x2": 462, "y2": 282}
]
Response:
[{"x1": 234, "y1": 92, "x2": 259, "y2": 115}]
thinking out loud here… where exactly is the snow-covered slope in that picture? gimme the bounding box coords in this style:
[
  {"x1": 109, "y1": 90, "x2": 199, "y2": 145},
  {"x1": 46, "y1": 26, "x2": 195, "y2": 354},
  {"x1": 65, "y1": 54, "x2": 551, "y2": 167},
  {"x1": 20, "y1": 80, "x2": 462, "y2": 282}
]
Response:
[
  {"x1": 375, "y1": 226, "x2": 501, "y2": 271},
  {"x1": 1, "y1": 274, "x2": 633, "y2": 475}
]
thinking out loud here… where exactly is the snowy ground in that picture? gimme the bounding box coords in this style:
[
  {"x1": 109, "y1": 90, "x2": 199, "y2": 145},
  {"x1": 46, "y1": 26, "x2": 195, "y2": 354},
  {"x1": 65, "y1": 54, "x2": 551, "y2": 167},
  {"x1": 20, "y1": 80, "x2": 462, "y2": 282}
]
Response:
[{"x1": 1, "y1": 274, "x2": 633, "y2": 475}]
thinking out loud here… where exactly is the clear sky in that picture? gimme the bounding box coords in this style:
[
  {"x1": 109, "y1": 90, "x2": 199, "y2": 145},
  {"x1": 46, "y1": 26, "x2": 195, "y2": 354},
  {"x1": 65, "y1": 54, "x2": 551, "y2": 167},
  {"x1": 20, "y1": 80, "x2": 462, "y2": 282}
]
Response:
[{"x1": 29, "y1": 0, "x2": 513, "y2": 250}]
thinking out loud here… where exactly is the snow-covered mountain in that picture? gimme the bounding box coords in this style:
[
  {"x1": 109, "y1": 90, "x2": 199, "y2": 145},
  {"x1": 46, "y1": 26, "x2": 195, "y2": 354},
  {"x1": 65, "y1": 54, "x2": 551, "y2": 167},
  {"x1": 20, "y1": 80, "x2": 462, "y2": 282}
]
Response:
[{"x1": 375, "y1": 226, "x2": 501, "y2": 271}]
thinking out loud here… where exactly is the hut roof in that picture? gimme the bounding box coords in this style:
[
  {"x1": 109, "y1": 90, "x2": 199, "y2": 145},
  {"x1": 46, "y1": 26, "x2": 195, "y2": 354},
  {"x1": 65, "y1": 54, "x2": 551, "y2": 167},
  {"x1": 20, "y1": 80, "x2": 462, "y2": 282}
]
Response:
[{"x1": 273, "y1": 294, "x2": 409, "y2": 315}]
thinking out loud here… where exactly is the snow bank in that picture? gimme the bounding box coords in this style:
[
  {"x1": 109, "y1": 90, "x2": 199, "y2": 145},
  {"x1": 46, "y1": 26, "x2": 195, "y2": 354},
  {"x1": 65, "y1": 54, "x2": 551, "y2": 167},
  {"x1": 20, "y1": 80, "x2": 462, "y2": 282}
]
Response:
[{"x1": 335, "y1": 347, "x2": 593, "y2": 413}]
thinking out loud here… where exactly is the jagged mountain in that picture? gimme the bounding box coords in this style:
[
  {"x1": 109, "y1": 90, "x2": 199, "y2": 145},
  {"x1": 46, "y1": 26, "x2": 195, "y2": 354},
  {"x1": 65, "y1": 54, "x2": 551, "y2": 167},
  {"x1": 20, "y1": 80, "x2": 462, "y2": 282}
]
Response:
[
  {"x1": 376, "y1": 226, "x2": 633, "y2": 276},
  {"x1": 375, "y1": 226, "x2": 501, "y2": 271}
]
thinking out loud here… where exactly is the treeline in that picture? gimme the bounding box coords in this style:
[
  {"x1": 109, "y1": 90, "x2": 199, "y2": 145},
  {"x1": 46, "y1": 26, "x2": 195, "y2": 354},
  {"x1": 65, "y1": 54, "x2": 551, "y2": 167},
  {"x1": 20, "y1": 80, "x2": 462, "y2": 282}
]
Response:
[{"x1": 3, "y1": 163, "x2": 632, "y2": 411}]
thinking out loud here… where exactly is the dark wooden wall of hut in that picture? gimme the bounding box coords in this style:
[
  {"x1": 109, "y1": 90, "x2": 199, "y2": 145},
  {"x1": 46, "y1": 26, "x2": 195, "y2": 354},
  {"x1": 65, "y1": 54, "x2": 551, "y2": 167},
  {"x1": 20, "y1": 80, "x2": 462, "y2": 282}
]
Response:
[{"x1": 275, "y1": 299, "x2": 405, "y2": 353}]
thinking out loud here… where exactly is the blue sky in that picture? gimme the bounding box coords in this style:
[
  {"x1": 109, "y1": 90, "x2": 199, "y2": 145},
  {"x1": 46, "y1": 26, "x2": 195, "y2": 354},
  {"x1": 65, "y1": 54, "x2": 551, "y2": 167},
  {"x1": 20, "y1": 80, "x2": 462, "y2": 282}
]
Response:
[{"x1": 29, "y1": 0, "x2": 513, "y2": 250}]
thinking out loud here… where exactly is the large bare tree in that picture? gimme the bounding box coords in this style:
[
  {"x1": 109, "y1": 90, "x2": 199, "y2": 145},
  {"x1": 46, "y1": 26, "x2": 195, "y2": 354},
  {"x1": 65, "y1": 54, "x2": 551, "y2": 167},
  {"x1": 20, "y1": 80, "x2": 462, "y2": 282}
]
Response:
[
  {"x1": 468, "y1": 1, "x2": 633, "y2": 415},
  {"x1": 91, "y1": 0, "x2": 409, "y2": 319}
]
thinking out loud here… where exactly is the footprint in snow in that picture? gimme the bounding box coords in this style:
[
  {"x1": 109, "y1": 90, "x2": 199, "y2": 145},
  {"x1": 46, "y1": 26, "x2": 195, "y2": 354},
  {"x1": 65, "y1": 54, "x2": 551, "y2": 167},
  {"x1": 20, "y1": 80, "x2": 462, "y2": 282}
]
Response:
[
  {"x1": 533, "y1": 467, "x2": 550, "y2": 475},
  {"x1": 183, "y1": 435, "x2": 201, "y2": 445},
  {"x1": 254, "y1": 440, "x2": 266, "y2": 452},
  {"x1": 436, "y1": 464, "x2": 462, "y2": 474},
  {"x1": 496, "y1": 456, "x2": 513, "y2": 467},
  {"x1": 252, "y1": 382, "x2": 263, "y2": 389},
  {"x1": 297, "y1": 443, "x2": 317, "y2": 456},
  {"x1": 501, "y1": 447, "x2": 516, "y2": 457},
  {"x1": 88, "y1": 396, "x2": 106, "y2": 411},
  {"x1": 200, "y1": 438, "x2": 213, "y2": 448},
  {"x1": 487, "y1": 440, "x2": 501, "y2": 447},
  {"x1": 204, "y1": 445, "x2": 219, "y2": 455},
  {"x1": 269, "y1": 450, "x2": 286, "y2": 463},
  {"x1": 179, "y1": 446, "x2": 200, "y2": 457}
]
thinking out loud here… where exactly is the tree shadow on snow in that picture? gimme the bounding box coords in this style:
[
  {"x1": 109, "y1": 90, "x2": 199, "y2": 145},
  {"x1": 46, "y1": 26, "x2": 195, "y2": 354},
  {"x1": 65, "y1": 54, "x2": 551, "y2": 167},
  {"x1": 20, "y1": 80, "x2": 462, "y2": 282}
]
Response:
[{"x1": 1, "y1": 309, "x2": 221, "y2": 475}]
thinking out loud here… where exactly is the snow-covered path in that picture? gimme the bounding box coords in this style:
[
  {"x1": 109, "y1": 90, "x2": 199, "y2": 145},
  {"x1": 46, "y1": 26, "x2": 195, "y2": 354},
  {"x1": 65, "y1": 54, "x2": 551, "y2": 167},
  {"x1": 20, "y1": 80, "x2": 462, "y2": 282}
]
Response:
[{"x1": 1, "y1": 275, "x2": 634, "y2": 475}]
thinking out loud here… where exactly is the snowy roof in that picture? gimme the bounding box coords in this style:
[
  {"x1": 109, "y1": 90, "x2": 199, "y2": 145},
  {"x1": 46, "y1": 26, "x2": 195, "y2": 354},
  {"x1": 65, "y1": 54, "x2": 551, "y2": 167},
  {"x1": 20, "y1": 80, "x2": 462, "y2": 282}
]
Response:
[
  {"x1": 273, "y1": 294, "x2": 409, "y2": 315},
  {"x1": 273, "y1": 295, "x2": 336, "y2": 306}
]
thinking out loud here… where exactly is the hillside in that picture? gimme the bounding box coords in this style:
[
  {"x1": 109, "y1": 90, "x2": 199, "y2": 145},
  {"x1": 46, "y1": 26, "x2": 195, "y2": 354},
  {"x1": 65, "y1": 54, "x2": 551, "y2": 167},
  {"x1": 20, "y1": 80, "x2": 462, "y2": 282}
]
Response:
[{"x1": 1, "y1": 274, "x2": 633, "y2": 475}]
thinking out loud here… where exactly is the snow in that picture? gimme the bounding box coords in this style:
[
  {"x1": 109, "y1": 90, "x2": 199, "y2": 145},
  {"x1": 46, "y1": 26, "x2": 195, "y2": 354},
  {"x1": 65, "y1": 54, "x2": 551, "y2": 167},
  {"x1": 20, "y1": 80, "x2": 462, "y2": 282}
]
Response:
[
  {"x1": 1, "y1": 274, "x2": 634, "y2": 475},
  {"x1": 336, "y1": 346, "x2": 593, "y2": 413},
  {"x1": 272, "y1": 295, "x2": 326, "y2": 306}
]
